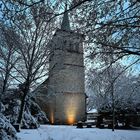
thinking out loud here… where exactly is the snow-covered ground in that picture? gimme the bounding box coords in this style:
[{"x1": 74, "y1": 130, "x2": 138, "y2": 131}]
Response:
[{"x1": 17, "y1": 125, "x2": 140, "y2": 140}]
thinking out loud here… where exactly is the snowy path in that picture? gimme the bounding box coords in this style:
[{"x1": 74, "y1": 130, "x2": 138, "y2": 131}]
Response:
[{"x1": 17, "y1": 125, "x2": 140, "y2": 140}]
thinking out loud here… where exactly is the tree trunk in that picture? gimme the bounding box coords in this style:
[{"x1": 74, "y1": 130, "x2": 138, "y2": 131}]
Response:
[
  {"x1": 17, "y1": 80, "x2": 30, "y2": 126},
  {"x1": 111, "y1": 83, "x2": 115, "y2": 131},
  {"x1": 1, "y1": 74, "x2": 8, "y2": 95},
  {"x1": 0, "y1": 72, "x2": 9, "y2": 102},
  {"x1": 17, "y1": 91, "x2": 27, "y2": 125}
]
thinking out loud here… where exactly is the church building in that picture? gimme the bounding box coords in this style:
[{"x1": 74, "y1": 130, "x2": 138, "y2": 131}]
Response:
[{"x1": 35, "y1": 8, "x2": 86, "y2": 124}]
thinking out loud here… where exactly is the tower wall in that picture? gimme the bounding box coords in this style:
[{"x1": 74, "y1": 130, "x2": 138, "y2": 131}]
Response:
[
  {"x1": 45, "y1": 29, "x2": 86, "y2": 124},
  {"x1": 35, "y1": 29, "x2": 86, "y2": 124}
]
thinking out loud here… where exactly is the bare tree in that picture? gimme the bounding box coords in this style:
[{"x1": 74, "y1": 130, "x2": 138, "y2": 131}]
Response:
[
  {"x1": 15, "y1": 5, "x2": 55, "y2": 126},
  {"x1": 0, "y1": 1, "x2": 57, "y2": 126},
  {"x1": 87, "y1": 62, "x2": 140, "y2": 128},
  {"x1": 0, "y1": 23, "x2": 21, "y2": 99}
]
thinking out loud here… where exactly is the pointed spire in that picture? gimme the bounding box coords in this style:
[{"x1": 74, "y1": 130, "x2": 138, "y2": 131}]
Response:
[{"x1": 61, "y1": 3, "x2": 71, "y2": 31}]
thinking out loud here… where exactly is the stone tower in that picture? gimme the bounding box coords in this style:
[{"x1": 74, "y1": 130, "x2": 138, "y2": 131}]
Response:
[{"x1": 35, "y1": 9, "x2": 86, "y2": 124}]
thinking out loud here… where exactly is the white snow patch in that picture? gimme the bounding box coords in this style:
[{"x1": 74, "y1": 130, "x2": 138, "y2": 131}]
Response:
[
  {"x1": 17, "y1": 125, "x2": 140, "y2": 140},
  {"x1": 87, "y1": 108, "x2": 98, "y2": 113}
]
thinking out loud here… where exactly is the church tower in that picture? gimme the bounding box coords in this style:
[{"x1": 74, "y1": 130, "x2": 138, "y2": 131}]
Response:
[{"x1": 35, "y1": 8, "x2": 86, "y2": 124}]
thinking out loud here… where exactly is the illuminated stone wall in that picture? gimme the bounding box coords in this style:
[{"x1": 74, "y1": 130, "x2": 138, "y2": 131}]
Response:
[
  {"x1": 41, "y1": 92, "x2": 86, "y2": 124},
  {"x1": 56, "y1": 93, "x2": 86, "y2": 124},
  {"x1": 35, "y1": 29, "x2": 86, "y2": 124}
]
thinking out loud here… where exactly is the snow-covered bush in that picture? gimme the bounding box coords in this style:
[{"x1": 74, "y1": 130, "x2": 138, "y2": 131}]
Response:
[
  {"x1": 2, "y1": 91, "x2": 49, "y2": 129},
  {"x1": 0, "y1": 102, "x2": 5, "y2": 112},
  {"x1": 4, "y1": 99, "x2": 21, "y2": 124},
  {"x1": 21, "y1": 99, "x2": 49, "y2": 129},
  {"x1": 0, "y1": 110, "x2": 18, "y2": 140},
  {"x1": 28, "y1": 100, "x2": 49, "y2": 124},
  {"x1": 35, "y1": 111, "x2": 49, "y2": 124},
  {"x1": 22, "y1": 108, "x2": 39, "y2": 129}
]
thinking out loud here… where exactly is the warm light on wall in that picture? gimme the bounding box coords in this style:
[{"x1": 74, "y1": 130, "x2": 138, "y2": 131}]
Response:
[
  {"x1": 67, "y1": 111, "x2": 76, "y2": 124},
  {"x1": 47, "y1": 93, "x2": 84, "y2": 125},
  {"x1": 65, "y1": 94, "x2": 79, "y2": 124},
  {"x1": 50, "y1": 110, "x2": 54, "y2": 124}
]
